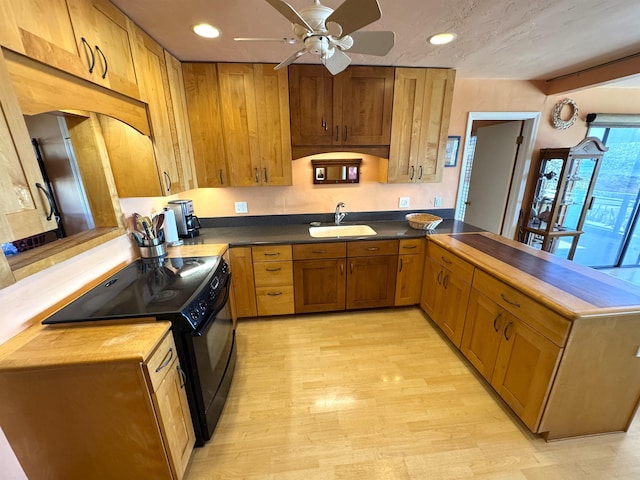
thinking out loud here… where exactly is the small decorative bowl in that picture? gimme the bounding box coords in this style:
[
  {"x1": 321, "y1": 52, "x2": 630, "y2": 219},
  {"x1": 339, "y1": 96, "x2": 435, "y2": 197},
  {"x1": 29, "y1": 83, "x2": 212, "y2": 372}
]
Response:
[{"x1": 405, "y1": 213, "x2": 443, "y2": 231}]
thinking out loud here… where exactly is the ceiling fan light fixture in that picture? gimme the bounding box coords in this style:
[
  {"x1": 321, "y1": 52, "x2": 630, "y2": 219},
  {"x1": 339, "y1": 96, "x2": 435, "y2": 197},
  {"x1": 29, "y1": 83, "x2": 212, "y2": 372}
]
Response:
[
  {"x1": 428, "y1": 32, "x2": 457, "y2": 45},
  {"x1": 192, "y1": 23, "x2": 220, "y2": 39}
]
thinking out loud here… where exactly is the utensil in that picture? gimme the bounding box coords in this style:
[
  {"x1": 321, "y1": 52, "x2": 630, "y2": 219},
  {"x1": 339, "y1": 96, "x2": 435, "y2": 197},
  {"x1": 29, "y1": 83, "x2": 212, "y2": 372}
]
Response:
[
  {"x1": 141, "y1": 219, "x2": 153, "y2": 239},
  {"x1": 153, "y1": 213, "x2": 164, "y2": 234}
]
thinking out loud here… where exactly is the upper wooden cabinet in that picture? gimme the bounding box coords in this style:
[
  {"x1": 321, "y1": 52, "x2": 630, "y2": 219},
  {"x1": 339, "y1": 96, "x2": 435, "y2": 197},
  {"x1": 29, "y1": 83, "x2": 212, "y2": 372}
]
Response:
[
  {"x1": 182, "y1": 63, "x2": 227, "y2": 187},
  {"x1": 381, "y1": 68, "x2": 455, "y2": 184},
  {"x1": 217, "y1": 63, "x2": 292, "y2": 187},
  {"x1": 289, "y1": 65, "x2": 394, "y2": 148},
  {"x1": 0, "y1": 0, "x2": 140, "y2": 99},
  {"x1": 0, "y1": 49, "x2": 56, "y2": 252}
]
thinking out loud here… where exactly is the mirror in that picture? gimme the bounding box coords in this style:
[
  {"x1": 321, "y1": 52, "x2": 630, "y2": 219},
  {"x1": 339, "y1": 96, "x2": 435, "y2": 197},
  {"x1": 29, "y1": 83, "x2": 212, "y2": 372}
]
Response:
[{"x1": 312, "y1": 159, "x2": 361, "y2": 184}]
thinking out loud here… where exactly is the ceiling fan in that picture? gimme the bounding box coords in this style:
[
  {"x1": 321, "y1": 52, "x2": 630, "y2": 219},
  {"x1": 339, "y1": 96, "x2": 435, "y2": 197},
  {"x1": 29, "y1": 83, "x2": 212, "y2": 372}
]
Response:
[{"x1": 234, "y1": 0, "x2": 395, "y2": 75}]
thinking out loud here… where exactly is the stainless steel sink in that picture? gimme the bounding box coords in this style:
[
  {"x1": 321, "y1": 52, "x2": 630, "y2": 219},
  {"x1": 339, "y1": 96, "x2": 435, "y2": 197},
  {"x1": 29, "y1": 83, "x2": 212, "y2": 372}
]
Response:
[{"x1": 308, "y1": 225, "x2": 377, "y2": 238}]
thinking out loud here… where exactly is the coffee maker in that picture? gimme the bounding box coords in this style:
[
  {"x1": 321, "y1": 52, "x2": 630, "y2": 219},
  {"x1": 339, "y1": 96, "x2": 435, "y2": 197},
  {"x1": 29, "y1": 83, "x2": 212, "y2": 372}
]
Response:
[{"x1": 167, "y1": 200, "x2": 201, "y2": 238}]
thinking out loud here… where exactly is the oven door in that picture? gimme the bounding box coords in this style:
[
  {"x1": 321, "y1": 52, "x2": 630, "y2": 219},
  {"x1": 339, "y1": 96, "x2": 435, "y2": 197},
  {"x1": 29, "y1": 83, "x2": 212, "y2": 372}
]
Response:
[{"x1": 187, "y1": 273, "x2": 235, "y2": 444}]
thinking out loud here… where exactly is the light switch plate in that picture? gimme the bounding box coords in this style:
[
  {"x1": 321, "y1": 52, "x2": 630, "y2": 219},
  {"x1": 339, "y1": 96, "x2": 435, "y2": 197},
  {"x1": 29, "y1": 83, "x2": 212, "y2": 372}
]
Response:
[
  {"x1": 234, "y1": 201, "x2": 248, "y2": 214},
  {"x1": 399, "y1": 197, "x2": 410, "y2": 208}
]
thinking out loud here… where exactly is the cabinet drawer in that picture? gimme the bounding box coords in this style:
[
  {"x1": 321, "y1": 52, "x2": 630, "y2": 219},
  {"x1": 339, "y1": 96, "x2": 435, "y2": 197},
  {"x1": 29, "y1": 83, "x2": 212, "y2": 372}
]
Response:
[
  {"x1": 252, "y1": 245, "x2": 292, "y2": 262},
  {"x1": 293, "y1": 242, "x2": 346, "y2": 260},
  {"x1": 473, "y1": 269, "x2": 570, "y2": 347},
  {"x1": 399, "y1": 238, "x2": 425, "y2": 255},
  {"x1": 146, "y1": 332, "x2": 178, "y2": 393},
  {"x1": 428, "y1": 242, "x2": 474, "y2": 282},
  {"x1": 253, "y1": 261, "x2": 293, "y2": 287},
  {"x1": 347, "y1": 239, "x2": 398, "y2": 257},
  {"x1": 256, "y1": 286, "x2": 295, "y2": 315}
]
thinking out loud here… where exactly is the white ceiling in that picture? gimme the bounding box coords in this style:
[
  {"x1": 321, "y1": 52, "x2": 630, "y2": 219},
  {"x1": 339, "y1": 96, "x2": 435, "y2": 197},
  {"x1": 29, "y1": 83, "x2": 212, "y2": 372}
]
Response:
[{"x1": 111, "y1": 0, "x2": 640, "y2": 85}]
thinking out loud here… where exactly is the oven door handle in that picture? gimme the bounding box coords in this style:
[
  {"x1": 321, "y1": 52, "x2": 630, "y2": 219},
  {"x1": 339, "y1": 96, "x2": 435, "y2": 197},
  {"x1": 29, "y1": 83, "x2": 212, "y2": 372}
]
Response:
[{"x1": 193, "y1": 273, "x2": 231, "y2": 337}]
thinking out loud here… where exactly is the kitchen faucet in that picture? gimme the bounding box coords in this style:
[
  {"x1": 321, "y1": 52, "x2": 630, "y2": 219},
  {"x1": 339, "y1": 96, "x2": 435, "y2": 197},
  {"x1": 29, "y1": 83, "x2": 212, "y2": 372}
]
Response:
[{"x1": 335, "y1": 202, "x2": 347, "y2": 225}]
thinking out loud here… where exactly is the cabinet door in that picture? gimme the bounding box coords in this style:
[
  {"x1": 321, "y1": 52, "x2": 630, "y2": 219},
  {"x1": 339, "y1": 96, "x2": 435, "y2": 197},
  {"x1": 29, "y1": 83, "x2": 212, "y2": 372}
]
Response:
[
  {"x1": 0, "y1": 0, "x2": 87, "y2": 80},
  {"x1": 420, "y1": 256, "x2": 439, "y2": 318},
  {"x1": 491, "y1": 316, "x2": 562, "y2": 431},
  {"x1": 395, "y1": 253, "x2": 424, "y2": 306},
  {"x1": 229, "y1": 247, "x2": 257, "y2": 318},
  {"x1": 460, "y1": 289, "x2": 504, "y2": 381},
  {"x1": 130, "y1": 25, "x2": 181, "y2": 194},
  {"x1": 164, "y1": 50, "x2": 196, "y2": 191},
  {"x1": 182, "y1": 62, "x2": 227, "y2": 187},
  {"x1": 436, "y1": 267, "x2": 471, "y2": 347},
  {"x1": 385, "y1": 68, "x2": 455, "y2": 183},
  {"x1": 153, "y1": 358, "x2": 195, "y2": 479},
  {"x1": 0, "y1": 49, "x2": 55, "y2": 245},
  {"x1": 346, "y1": 255, "x2": 397, "y2": 309},
  {"x1": 294, "y1": 258, "x2": 346, "y2": 313},
  {"x1": 218, "y1": 63, "x2": 262, "y2": 187},
  {"x1": 66, "y1": 0, "x2": 140, "y2": 98},
  {"x1": 289, "y1": 64, "x2": 335, "y2": 146},
  {"x1": 254, "y1": 64, "x2": 292, "y2": 186},
  {"x1": 338, "y1": 66, "x2": 393, "y2": 145}
]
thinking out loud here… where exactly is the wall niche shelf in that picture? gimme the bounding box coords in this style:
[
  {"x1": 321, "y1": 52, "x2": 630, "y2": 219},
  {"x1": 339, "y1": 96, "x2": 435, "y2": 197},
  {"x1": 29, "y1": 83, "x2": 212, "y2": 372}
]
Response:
[{"x1": 312, "y1": 159, "x2": 361, "y2": 184}]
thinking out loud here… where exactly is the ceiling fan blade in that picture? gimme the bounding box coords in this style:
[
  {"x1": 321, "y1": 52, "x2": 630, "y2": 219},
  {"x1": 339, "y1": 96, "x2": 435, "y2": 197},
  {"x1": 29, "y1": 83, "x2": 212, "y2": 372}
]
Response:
[
  {"x1": 326, "y1": 0, "x2": 382, "y2": 37},
  {"x1": 265, "y1": 0, "x2": 313, "y2": 32},
  {"x1": 234, "y1": 37, "x2": 297, "y2": 44},
  {"x1": 346, "y1": 31, "x2": 395, "y2": 56},
  {"x1": 323, "y1": 49, "x2": 351, "y2": 75},
  {"x1": 274, "y1": 49, "x2": 306, "y2": 70}
]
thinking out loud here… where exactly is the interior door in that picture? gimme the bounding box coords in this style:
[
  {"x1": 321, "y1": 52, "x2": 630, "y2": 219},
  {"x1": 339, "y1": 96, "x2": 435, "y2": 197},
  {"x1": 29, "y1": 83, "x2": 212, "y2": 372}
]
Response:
[{"x1": 463, "y1": 122, "x2": 522, "y2": 234}]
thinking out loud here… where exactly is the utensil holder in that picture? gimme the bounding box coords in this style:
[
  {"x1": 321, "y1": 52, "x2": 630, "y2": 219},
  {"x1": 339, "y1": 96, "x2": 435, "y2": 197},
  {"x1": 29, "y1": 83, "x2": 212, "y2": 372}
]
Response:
[{"x1": 139, "y1": 239, "x2": 167, "y2": 258}]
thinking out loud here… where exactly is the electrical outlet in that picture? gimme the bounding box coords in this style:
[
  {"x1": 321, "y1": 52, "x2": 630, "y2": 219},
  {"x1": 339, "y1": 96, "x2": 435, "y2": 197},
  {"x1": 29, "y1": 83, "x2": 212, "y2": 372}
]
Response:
[
  {"x1": 434, "y1": 196, "x2": 442, "y2": 207},
  {"x1": 399, "y1": 197, "x2": 410, "y2": 208},
  {"x1": 234, "y1": 201, "x2": 248, "y2": 214}
]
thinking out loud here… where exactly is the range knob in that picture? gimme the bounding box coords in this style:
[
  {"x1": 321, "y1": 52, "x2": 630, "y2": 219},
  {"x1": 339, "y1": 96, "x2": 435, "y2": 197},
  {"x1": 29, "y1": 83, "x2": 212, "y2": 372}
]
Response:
[{"x1": 189, "y1": 310, "x2": 200, "y2": 322}]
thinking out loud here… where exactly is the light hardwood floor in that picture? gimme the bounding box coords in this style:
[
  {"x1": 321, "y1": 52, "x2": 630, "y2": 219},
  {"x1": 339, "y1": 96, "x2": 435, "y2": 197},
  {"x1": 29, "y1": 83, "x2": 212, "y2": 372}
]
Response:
[{"x1": 184, "y1": 307, "x2": 640, "y2": 479}]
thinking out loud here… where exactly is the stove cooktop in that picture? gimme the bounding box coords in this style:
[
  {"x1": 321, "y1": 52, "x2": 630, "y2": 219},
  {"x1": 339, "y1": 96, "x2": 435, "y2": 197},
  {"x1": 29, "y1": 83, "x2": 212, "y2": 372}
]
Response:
[{"x1": 43, "y1": 256, "x2": 222, "y2": 324}]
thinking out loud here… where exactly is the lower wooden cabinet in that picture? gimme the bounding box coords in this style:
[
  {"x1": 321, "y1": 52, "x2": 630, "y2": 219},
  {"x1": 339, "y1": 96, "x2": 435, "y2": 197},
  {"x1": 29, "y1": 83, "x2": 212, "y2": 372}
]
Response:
[
  {"x1": 346, "y1": 254, "x2": 397, "y2": 309},
  {"x1": 252, "y1": 245, "x2": 295, "y2": 316},
  {"x1": 395, "y1": 238, "x2": 426, "y2": 306},
  {"x1": 229, "y1": 247, "x2": 257, "y2": 318},
  {"x1": 421, "y1": 242, "x2": 473, "y2": 347},
  {"x1": 0, "y1": 322, "x2": 194, "y2": 479}
]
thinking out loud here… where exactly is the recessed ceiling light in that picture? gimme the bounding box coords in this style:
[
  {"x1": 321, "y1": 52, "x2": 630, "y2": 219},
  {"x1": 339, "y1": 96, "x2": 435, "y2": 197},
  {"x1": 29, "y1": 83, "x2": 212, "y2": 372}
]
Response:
[
  {"x1": 428, "y1": 33, "x2": 457, "y2": 45},
  {"x1": 192, "y1": 24, "x2": 220, "y2": 39}
]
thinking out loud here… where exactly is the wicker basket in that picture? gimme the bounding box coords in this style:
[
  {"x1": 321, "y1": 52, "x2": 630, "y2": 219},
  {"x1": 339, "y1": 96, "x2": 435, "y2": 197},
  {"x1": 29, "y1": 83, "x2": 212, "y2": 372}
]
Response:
[{"x1": 406, "y1": 213, "x2": 443, "y2": 231}]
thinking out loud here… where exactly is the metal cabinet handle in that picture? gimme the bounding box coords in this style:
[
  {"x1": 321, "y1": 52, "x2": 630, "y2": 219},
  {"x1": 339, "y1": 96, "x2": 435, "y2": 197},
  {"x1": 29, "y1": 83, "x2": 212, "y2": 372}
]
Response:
[
  {"x1": 163, "y1": 171, "x2": 172, "y2": 193},
  {"x1": 500, "y1": 294, "x2": 521, "y2": 308},
  {"x1": 410, "y1": 165, "x2": 415, "y2": 180},
  {"x1": 263, "y1": 252, "x2": 280, "y2": 257},
  {"x1": 219, "y1": 169, "x2": 224, "y2": 185},
  {"x1": 335, "y1": 126, "x2": 340, "y2": 141},
  {"x1": 441, "y1": 256, "x2": 452, "y2": 264},
  {"x1": 366, "y1": 247, "x2": 380, "y2": 251},
  {"x1": 402, "y1": 245, "x2": 417, "y2": 250},
  {"x1": 442, "y1": 274, "x2": 449, "y2": 289},
  {"x1": 399, "y1": 258, "x2": 404, "y2": 272},
  {"x1": 350, "y1": 261, "x2": 353, "y2": 274},
  {"x1": 35, "y1": 182, "x2": 54, "y2": 220},
  {"x1": 155, "y1": 348, "x2": 174, "y2": 372},
  {"x1": 254, "y1": 168, "x2": 259, "y2": 183},
  {"x1": 81, "y1": 37, "x2": 95, "y2": 73},
  {"x1": 503, "y1": 321, "x2": 514, "y2": 341},
  {"x1": 266, "y1": 267, "x2": 281, "y2": 272},
  {"x1": 418, "y1": 165, "x2": 423, "y2": 180},
  {"x1": 267, "y1": 291, "x2": 283, "y2": 296},
  {"x1": 263, "y1": 168, "x2": 268, "y2": 183},
  {"x1": 95, "y1": 45, "x2": 107, "y2": 79},
  {"x1": 340, "y1": 263, "x2": 344, "y2": 275},
  {"x1": 493, "y1": 313, "x2": 502, "y2": 332},
  {"x1": 344, "y1": 125, "x2": 348, "y2": 141},
  {"x1": 312, "y1": 250, "x2": 327, "y2": 254},
  {"x1": 437, "y1": 270, "x2": 443, "y2": 285},
  {"x1": 177, "y1": 364, "x2": 187, "y2": 389}
]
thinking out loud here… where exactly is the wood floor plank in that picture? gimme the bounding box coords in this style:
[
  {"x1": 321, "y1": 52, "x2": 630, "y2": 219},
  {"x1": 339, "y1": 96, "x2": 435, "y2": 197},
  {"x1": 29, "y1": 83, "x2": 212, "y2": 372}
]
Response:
[{"x1": 184, "y1": 307, "x2": 640, "y2": 479}]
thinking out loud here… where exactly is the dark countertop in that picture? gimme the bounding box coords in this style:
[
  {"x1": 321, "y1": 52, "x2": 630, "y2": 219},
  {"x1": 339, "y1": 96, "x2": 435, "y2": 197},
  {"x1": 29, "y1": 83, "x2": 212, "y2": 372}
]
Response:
[{"x1": 183, "y1": 218, "x2": 482, "y2": 247}]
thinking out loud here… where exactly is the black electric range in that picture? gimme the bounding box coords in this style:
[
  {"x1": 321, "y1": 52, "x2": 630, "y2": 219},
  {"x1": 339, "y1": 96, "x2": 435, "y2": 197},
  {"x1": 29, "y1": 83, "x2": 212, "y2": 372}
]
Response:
[{"x1": 43, "y1": 255, "x2": 236, "y2": 446}]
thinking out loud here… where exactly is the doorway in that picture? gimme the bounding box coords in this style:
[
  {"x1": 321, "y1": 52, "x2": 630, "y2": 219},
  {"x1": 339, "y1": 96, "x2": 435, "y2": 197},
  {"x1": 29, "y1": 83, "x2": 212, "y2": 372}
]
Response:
[{"x1": 455, "y1": 112, "x2": 541, "y2": 238}]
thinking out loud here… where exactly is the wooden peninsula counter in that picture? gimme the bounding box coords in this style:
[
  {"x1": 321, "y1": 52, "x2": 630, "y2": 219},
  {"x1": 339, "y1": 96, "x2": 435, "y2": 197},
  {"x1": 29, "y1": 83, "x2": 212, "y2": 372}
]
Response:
[{"x1": 423, "y1": 231, "x2": 640, "y2": 440}]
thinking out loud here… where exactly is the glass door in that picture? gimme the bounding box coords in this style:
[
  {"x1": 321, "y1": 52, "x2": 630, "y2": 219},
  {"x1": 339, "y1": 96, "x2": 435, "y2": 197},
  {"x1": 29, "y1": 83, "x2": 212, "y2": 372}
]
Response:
[{"x1": 572, "y1": 127, "x2": 640, "y2": 267}]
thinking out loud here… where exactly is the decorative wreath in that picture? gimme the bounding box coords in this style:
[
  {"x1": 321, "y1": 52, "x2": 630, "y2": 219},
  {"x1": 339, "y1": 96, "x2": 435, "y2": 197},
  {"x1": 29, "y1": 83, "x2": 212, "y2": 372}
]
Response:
[{"x1": 552, "y1": 98, "x2": 579, "y2": 130}]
